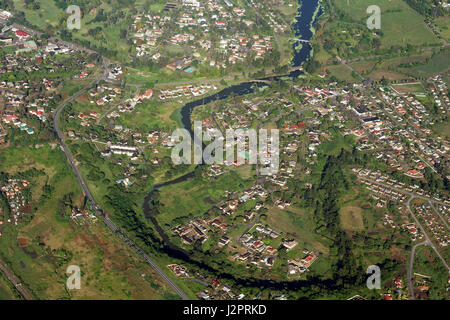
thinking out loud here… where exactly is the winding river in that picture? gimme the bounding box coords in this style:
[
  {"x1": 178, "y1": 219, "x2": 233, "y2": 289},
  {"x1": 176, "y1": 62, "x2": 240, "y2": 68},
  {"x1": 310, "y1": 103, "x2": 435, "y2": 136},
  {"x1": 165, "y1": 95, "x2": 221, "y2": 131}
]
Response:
[{"x1": 143, "y1": 0, "x2": 324, "y2": 289}]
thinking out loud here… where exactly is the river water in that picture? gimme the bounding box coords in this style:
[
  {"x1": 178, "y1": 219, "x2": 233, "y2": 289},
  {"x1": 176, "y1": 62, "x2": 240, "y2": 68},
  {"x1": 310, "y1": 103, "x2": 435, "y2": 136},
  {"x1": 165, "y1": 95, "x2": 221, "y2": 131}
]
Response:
[
  {"x1": 143, "y1": 0, "x2": 324, "y2": 289},
  {"x1": 179, "y1": 0, "x2": 323, "y2": 134}
]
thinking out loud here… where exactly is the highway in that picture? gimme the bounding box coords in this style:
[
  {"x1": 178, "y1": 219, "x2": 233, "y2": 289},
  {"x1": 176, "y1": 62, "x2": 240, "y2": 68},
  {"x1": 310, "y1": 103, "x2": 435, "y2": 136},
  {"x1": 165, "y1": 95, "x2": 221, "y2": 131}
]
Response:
[
  {"x1": 52, "y1": 57, "x2": 189, "y2": 300},
  {"x1": 0, "y1": 260, "x2": 33, "y2": 300}
]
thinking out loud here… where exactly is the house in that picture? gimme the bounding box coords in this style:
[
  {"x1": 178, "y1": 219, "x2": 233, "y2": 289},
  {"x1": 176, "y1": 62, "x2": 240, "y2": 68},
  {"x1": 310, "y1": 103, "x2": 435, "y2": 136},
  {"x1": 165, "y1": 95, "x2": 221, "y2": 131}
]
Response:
[
  {"x1": 394, "y1": 278, "x2": 403, "y2": 289},
  {"x1": 16, "y1": 40, "x2": 37, "y2": 54},
  {"x1": 198, "y1": 291, "x2": 210, "y2": 300},
  {"x1": 139, "y1": 88, "x2": 153, "y2": 100},
  {"x1": 282, "y1": 239, "x2": 298, "y2": 251},
  {"x1": 0, "y1": 9, "x2": 13, "y2": 20},
  {"x1": 218, "y1": 236, "x2": 230, "y2": 247},
  {"x1": 15, "y1": 30, "x2": 30, "y2": 40},
  {"x1": 0, "y1": 36, "x2": 13, "y2": 44}
]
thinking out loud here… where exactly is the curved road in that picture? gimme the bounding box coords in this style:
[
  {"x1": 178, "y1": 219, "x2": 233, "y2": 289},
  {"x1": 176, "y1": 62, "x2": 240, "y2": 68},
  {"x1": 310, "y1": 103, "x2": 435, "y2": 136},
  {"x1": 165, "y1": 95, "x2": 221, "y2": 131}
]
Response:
[
  {"x1": 407, "y1": 240, "x2": 429, "y2": 300},
  {"x1": 405, "y1": 196, "x2": 449, "y2": 300},
  {"x1": 53, "y1": 59, "x2": 189, "y2": 300},
  {"x1": 406, "y1": 196, "x2": 450, "y2": 272},
  {"x1": 359, "y1": 177, "x2": 450, "y2": 299}
]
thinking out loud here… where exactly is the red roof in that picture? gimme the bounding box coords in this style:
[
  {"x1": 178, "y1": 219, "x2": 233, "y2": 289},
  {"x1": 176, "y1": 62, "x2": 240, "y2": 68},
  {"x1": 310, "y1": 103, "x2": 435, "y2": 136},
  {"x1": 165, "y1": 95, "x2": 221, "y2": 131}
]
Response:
[{"x1": 15, "y1": 30, "x2": 30, "y2": 37}]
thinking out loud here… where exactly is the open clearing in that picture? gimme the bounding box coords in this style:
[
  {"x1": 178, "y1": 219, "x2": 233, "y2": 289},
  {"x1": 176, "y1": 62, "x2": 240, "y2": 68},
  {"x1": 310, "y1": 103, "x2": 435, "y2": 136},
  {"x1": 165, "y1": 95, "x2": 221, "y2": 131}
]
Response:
[
  {"x1": 266, "y1": 206, "x2": 331, "y2": 255},
  {"x1": 340, "y1": 206, "x2": 364, "y2": 231},
  {"x1": 391, "y1": 82, "x2": 426, "y2": 95},
  {"x1": 333, "y1": 0, "x2": 439, "y2": 49}
]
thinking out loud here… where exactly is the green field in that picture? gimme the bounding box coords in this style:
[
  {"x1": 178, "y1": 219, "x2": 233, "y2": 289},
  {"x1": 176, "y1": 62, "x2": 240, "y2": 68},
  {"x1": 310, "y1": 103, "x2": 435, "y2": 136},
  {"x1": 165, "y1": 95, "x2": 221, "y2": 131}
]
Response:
[
  {"x1": 157, "y1": 171, "x2": 250, "y2": 228},
  {"x1": 266, "y1": 206, "x2": 332, "y2": 255},
  {"x1": 326, "y1": 64, "x2": 360, "y2": 82},
  {"x1": 391, "y1": 82, "x2": 426, "y2": 94},
  {"x1": 0, "y1": 271, "x2": 20, "y2": 300},
  {"x1": 402, "y1": 49, "x2": 450, "y2": 78},
  {"x1": 0, "y1": 145, "x2": 177, "y2": 299},
  {"x1": 433, "y1": 119, "x2": 450, "y2": 140},
  {"x1": 13, "y1": 0, "x2": 64, "y2": 28},
  {"x1": 339, "y1": 206, "x2": 364, "y2": 231},
  {"x1": 434, "y1": 16, "x2": 450, "y2": 42},
  {"x1": 333, "y1": 0, "x2": 439, "y2": 49}
]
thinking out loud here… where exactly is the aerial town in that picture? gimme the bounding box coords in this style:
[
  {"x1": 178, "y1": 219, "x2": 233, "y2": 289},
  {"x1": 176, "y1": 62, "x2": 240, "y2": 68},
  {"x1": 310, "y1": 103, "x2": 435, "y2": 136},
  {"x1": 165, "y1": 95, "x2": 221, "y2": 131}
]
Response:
[{"x1": 0, "y1": 0, "x2": 448, "y2": 306}]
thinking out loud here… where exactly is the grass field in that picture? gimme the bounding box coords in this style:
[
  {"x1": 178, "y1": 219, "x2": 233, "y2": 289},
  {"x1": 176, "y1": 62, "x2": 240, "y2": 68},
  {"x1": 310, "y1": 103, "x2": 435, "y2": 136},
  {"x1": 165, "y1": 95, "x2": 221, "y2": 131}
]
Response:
[
  {"x1": 0, "y1": 271, "x2": 20, "y2": 300},
  {"x1": 402, "y1": 49, "x2": 450, "y2": 78},
  {"x1": 339, "y1": 206, "x2": 364, "y2": 231},
  {"x1": 333, "y1": 0, "x2": 439, "y2": 49},
  {"x1": 157, "y1": 171, "x2": 250, "y2": 228},
  {"x1": 343, "y1": 51, "x2": 441, "y2": 82},
  {"x1": 433, "y1": 119, "x2": 450, "y2": 140},
  {"x1": 349, "y1": 60, "x2": 378, "y2": 74},
  {"x1": 326, "y1": 64, "x2": 360, "y2": 82},
  {"x1": 366, "y1": 52, "x2": 434, "y2": 80},
  {"x1": 13, "y1": 0, "x2": 63, "y2": 29},
  {"x1": 319, "y1": 128, "x2": 355, "y2": 155},
  {"x1": 0, "y1": 145, "x2": 178, "y2": 299},
  {"x1": 434, "y1": 16, "x2": 450, "y2": 42},
  {"x1": 314, "y1": 0, "x2": 442, "y2": 72},
  {"x1": 266, "y1": 206, "x2": 332, "y2": 255},
  {"x1": 391, "y1": 82, "x2": 426, "y2": 95},
  {"x1": 413, "y1": 246, "x2": 449, "y2": 300},
  {"x1": 378, "y1": 52, "x2": 434, "y2": 69}
]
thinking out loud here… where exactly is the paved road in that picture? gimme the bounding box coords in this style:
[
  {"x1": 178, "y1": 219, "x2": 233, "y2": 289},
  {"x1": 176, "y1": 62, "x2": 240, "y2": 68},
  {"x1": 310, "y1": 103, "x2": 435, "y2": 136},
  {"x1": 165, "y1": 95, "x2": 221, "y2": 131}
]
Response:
[
  {"x1": 0, "y1": 260, "x2": 33, "y2": 300},
  {"x1": 336, "y1": 55, "x2": 365, "y2": 81},
  {"x1": 359, "y1": 176, "x2": 450, "y2": 295},
  {"x1": 428, "y1": 200, "x2": 449, "y2": 230},
  {"x1": 8, "y1": 22, "x2": 100, "y2": 56},
  {"x1": 52, "y1": 61, "x2": 189, "y2": 299},
  {"x1": 405, "y1": 194, "x2": 449, "y2": 300},
  {"x1": 406, "y1": 196, "x2": 450, "y2": 272},
  {"x1": 358, "y1": 176, "x2": 448, "y2": 207},
  {"x1": 408, "y1": 240, "x2": 429, "y2": 300}
]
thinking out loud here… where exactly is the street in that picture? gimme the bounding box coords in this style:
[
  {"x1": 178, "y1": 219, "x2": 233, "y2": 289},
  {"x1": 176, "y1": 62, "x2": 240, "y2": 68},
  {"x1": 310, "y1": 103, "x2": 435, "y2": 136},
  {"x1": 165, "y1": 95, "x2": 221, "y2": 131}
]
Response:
[
  {"x1": 407, "y1": 240, "x2": 429, "y2": 300},
  {"x1": 0, "y1": 260, "x2": 33, "y2": 300},
  {"x1": 51, "y1": 50, "x2": 189, "y2": 300}
]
